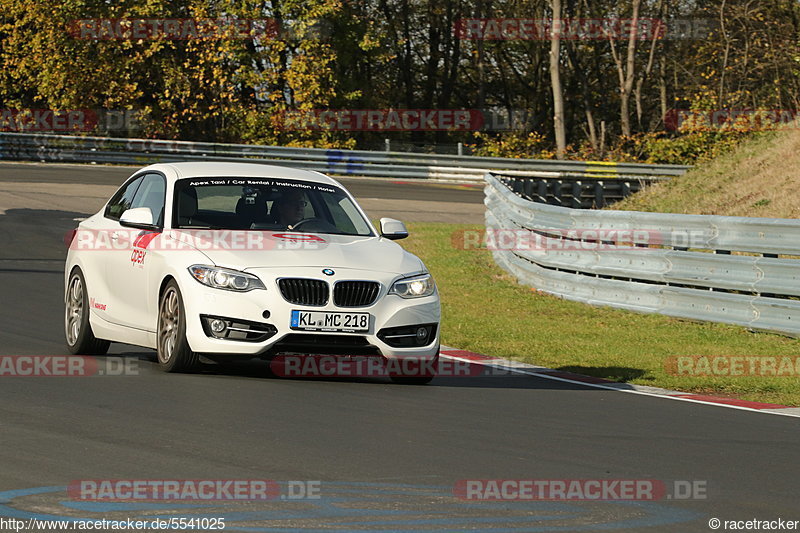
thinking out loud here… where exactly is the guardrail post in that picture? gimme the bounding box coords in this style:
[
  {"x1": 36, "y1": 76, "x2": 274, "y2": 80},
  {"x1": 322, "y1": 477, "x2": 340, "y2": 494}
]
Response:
[
  {"x1": 384, "y1": 138, "x2": 391, "y2": 152},
  {"x1": 536, "y1": 180, "x2": 548, "y2": 204},
  {"x1": 457, "y1": 142, "x2": 464, "y2": 156},
  {"x1": 593, "y1": 181, "x2": 605, "y2": 208},
  {"x1": 552, "y1": 180, "x2": 563, "y2": 206},
  {"x1": 621, "y1": 181, "x2": 631, "y2": 198},
  {"x1": 522, "y1": 178, "x2": 533, "y2": 200},
  {"x1": 571, "y1": 181, "x2": 583, "y2": 209}
]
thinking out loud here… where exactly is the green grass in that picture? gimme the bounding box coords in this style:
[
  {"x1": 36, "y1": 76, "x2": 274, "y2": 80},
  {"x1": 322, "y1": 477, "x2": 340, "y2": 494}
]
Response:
[
  {"x1": 613, "y1": 129, "x2": 800, "y2": 218},
  {"x1": 402, "y1": 222, "x2": 800, "y2": 406}
]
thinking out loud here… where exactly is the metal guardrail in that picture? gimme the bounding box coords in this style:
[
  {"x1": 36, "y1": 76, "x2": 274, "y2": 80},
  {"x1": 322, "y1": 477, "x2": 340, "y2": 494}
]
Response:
[
  {"x1": 485, "y1": 172, "x2": 800, "y2": 336},
  {"x1": 495, "y1": 173, "x2": 663, "y2": 208},
  {"x1": 0, "y1": 133, "x2": 688, "y2": 196}
]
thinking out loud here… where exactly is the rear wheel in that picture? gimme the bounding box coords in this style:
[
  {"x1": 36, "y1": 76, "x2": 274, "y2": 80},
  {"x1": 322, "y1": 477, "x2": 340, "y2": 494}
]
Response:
[
  {"x1": 157, "y1": 281, "x2": 198, "y2": 373},
  {"x1": 64, "y1": 269, "x2": 110, "y2": 355}
]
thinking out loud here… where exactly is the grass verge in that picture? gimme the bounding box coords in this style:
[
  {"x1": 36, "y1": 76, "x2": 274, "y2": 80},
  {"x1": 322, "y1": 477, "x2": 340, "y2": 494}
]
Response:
[
  {"x1": 612, "y1": 129, "x2": 800, "y2": 218},
  {"x1": 403, "y1": 222, "x2": 800, "y2": 406}
]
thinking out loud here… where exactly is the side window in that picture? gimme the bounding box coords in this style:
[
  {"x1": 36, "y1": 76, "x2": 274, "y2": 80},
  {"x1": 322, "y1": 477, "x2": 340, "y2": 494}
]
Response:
[
  {"x1": 105, "y1": 175, "x2": 144, "y2": 220},
  {"x1": 130, "y1": 174, "x2": 166, "y2": 226},
  {"x1": 322, "y1": 193, "x2": 370, "y2": 235},
  {"x1": 321, "y1": 193, "x2": 355, "y2": 233}
]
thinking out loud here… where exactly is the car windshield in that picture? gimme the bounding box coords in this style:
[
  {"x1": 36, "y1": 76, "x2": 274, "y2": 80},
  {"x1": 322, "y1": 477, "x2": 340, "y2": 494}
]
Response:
[{"x1": 172, "y1": 177, "x2": 374, "y2": 236}]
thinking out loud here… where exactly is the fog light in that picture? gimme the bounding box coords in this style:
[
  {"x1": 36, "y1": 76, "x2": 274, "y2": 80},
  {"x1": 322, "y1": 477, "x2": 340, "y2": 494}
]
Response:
[
  {"x1": 210, "y1": 319, "x2": 227, "y2": 334},
  {"x1": 377, "y1": 324, "x2": 437, "y2": 348}
]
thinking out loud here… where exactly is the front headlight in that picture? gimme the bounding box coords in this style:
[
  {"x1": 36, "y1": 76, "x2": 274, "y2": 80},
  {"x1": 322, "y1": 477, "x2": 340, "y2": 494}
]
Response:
[
  {"x1": 389, "y1": 273, "x2": 436, "y2": 299},
  {"x1": 188, "y1": 265, "x2": 266, "y2": 292}
]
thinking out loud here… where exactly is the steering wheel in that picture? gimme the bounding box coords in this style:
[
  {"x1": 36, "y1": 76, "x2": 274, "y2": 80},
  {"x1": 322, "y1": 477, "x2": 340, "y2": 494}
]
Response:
[{"x1": 287, "y1": 218, "x2": 321, "y2": 231}]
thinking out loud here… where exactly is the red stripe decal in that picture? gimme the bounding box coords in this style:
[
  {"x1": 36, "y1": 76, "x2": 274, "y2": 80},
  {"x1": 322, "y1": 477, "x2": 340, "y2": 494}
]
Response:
[{"x1": 133, "y1": 231, "x2": 160, "y2": 249}]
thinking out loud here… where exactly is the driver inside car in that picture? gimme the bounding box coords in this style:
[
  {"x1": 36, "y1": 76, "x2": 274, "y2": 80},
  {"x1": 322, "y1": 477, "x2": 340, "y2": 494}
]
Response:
[{"x1": 271, "y1": 189, "x2": 307, "y2": 228}]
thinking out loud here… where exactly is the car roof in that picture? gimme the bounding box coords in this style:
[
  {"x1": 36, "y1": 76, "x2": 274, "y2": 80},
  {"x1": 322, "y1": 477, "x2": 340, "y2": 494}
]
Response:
[{"x1": 139, "y1": 161, "x2": 340, "y2": 186}]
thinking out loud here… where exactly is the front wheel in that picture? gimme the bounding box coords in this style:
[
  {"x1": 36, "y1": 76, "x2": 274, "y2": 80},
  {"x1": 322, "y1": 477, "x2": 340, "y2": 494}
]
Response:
[
  {"x1": 157, "y1": 281, "x2": 198, "y2": 373},
  {"x1": 65, "y1": 269, "x2": 110, "y2": 355}
]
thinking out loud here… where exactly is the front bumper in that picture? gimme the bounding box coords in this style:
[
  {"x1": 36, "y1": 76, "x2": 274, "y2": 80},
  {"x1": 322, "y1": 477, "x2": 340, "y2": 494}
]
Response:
[{"x1": 178, "y1": 266, "x2": 441, "y2": 359}]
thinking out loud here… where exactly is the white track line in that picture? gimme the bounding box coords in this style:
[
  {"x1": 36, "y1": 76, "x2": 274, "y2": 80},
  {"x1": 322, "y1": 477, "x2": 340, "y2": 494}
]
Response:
[{"x1": 439, "y1": 350, "x2": 800, "y2": 420}]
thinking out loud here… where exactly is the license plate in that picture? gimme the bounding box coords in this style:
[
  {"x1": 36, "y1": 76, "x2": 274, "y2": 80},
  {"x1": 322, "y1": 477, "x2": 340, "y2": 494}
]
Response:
[{"x1": 290, "y1": 310, "x2": 370, "y2": 332}]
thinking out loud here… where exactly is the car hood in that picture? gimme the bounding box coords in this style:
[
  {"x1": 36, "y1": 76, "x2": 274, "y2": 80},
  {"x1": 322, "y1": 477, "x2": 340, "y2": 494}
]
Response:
[{"x1": 170, "y1": 230, "x2": 424, "y2": 275}]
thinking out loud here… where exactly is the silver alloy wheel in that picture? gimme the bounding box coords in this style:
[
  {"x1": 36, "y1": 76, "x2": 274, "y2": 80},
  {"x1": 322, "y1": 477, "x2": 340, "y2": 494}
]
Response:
[
  {"x1": 158, "y1": 288, "x2": 180, "y2": 364},
  {"x1": 65, "y1": 275, "x2": 83, "y2": 346}
]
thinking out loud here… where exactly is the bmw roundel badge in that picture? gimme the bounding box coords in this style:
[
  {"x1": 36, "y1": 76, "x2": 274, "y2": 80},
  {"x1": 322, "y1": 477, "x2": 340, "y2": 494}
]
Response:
[{"x1": 322, "y1": 268, "x2": 335, "y2": 276}]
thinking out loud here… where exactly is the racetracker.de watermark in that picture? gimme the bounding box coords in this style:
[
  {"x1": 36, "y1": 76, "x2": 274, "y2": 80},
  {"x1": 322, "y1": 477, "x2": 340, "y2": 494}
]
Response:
[
  {"x1": 0, "y1": 109, "x2": 142, "y2": 132},
  {"x1": 68, "y1": 18, "x2": 278, "y2": 40},
  {"x1": 67, "y1": 480, "x2": 320, "y2": 501},
  {"x1": 269, "y1": 355, "x2": 500, "y2": 379},
  {"x1": 666, "y1": 356, "x2": 800, "y2": 377},
  {"x1": 708, "y1": 518, "x2": 800, "y2": 530},
  {"x1": 451, "y1": 228, "x2": 714, "y2": 251},
  {"x1": 0, "y1": 356, "x2": 138, "y2": 377},
  {"x1": 1, "y1": 517, "x2": 226, "y2": 532},
  {"x1": 66, "y1": 229, "x2": 330, "y2": 253},
  {"x1": 454, "y1": 18, "x2": 711, "y2": 40},
  {"x1": 275, "y1": 108, "x2": 536, "y2": 132},
  {"x1": 665, "y1": 109, "x2": 800, "y2": 131},
  {"x1": 454, "y1": 479, "x2": 707, "y2": 501}
]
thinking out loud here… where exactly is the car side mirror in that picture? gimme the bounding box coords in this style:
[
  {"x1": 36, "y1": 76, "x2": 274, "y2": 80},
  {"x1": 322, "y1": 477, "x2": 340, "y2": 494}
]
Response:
[
  {"x1": 379, "y1": 218, "x2": 409, "y2": 240},
  {"x1": 120, "y1": 207, "x2": 157, "y2": 230}
]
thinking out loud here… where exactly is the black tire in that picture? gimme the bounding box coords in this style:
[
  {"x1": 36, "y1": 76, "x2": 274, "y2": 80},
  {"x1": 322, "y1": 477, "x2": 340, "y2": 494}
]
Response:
[
  {"x1": 389, "y1": 352, "x2": 438, "y2": 385},
  {"x1": 65, "y1": 268, "x2": 110, "y2": 355},
  {"x1": 156, "y1": 280, "x2": 199, "y2": 373}
]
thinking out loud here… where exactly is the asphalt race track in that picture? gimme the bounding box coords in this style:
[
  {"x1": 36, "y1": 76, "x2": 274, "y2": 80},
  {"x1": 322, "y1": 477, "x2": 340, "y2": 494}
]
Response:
[{"x1": 0, "y1": 162, "x2": 798, "y2": 532}]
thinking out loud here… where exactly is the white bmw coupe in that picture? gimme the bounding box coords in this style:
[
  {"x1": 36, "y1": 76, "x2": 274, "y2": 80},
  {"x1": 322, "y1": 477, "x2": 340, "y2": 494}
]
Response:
[{"x1": 64, "y1": 162, "x2": 440, "y2": 383}]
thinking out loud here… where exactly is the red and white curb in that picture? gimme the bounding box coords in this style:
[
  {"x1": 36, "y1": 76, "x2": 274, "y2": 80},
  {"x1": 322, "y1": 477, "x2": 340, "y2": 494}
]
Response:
[{"x1": 440, "y1": 346, "x2": 800, "y2": 419}]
